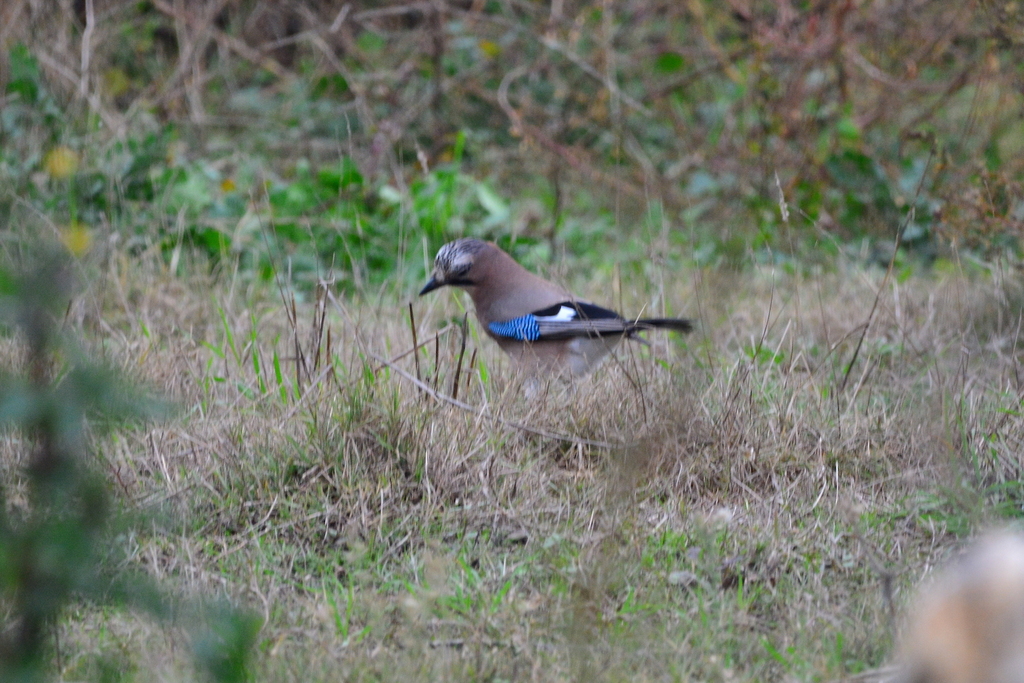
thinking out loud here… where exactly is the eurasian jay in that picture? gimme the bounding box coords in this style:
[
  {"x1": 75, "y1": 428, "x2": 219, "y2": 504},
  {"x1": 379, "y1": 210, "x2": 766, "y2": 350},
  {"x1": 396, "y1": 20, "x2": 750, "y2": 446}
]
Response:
[{"x1": 419, "y1": 238, "x2": 693, "y2": 376}]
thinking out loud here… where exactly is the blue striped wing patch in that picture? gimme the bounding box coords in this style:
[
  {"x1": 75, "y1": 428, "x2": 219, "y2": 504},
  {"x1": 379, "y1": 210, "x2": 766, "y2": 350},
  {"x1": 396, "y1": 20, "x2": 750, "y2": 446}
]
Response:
[
  {"x1": 489, "y1": 303, "x2": 634, "y2": 341},
  {"x1": 489, "y1": 315, "x2": 541, "y2": 341}
]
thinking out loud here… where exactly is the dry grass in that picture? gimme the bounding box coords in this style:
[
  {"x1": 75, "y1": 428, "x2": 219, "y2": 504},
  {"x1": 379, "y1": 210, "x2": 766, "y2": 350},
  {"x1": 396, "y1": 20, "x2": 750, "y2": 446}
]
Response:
[
  {"x1": 3, "y1": 248, "x2": 1022, "y2": 681},
  {"x1": 2, "y1": 3, "x2": 1022, "y2": 679}
]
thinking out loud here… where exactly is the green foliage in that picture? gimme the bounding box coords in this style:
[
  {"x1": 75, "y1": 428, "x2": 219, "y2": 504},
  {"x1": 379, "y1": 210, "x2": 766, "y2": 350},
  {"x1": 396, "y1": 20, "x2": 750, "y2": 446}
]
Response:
[
  {"x1": 0, "y1": 248, "x2": 258, "y2": 682},
  {"x1": 6, "y1": 44, "x2": 43, "y2": 104},
  {"x1": 6, "y1": 0, "x2": 1020, "y2": 288},
  {"x1": 0, "y1": 61, "x2": 523, "y2": 293}
]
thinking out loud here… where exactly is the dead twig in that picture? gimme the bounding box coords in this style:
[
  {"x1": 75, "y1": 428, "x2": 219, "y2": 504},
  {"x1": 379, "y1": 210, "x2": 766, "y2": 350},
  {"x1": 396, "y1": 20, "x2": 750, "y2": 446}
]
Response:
[
  {"x1": 368, "y1": 351, "x2": 621, "y2": 450},
  {"x1": 451, "y1": 313, "x2": 468, "y2": 402},
  {"x1": 78, "y1": 0, "x2": 94, "y2": 101},
  {"x1": 408, "y1": 302, "x2": 423, "y2": 388},
  {"x1": 151, "y1": 0, "x2": 291, "y2": 79},
  {"x1": 495, "y1": 67, "x2": 645, "y2": 200},
  {"x1": 839, "y1": 147, "x2": 935, "y2": 396}
]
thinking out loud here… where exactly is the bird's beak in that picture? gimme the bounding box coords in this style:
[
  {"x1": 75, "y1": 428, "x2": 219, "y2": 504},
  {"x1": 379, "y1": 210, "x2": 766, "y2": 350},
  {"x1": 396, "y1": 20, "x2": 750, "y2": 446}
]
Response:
[{"x1": 419, "y1": 277, "x2": 443, "y2": 296}]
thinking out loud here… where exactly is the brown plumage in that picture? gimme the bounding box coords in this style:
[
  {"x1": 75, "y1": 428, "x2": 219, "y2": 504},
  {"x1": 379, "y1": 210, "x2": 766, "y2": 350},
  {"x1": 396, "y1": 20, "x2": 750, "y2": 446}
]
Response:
[
  {"x1": 898, "y1": 531, "x2": 1024, "y2": 683},
  {"x1": 419, "y1": 238, "x2": 692, "y2": 376}
]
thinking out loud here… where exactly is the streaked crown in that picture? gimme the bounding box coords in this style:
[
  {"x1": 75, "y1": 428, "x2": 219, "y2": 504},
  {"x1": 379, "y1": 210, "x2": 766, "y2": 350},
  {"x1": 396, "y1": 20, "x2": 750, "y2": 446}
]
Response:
[
  {"x1": 420, "y1": 238, "x2": 490, "y2": 295},
  {"x1": 433, "y1": 238, "x2": 486, "y2": 279}
]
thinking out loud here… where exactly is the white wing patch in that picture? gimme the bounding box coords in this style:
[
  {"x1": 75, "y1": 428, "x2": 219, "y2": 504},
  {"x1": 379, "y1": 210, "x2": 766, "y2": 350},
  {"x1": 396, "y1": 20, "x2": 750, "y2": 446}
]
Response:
[{"x1": 535, "y1": 305, "x2": 578, "y2": 323}]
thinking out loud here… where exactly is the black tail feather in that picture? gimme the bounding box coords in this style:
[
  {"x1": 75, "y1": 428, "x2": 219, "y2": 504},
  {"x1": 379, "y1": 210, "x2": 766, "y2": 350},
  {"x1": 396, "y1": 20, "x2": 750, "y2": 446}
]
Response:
[
  {"x1": 633, "y1": 318, "x2": 694, "y2": 334},
  {"x1": 530, "y1": 316, "x2": 695, "y2": 340}
]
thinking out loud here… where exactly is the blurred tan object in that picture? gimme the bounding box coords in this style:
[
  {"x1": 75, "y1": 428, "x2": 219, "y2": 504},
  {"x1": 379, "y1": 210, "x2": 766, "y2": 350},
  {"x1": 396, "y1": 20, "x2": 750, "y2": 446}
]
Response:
[{"x1": 899, "y1": 531, "x2": 1024, "y2": 683}]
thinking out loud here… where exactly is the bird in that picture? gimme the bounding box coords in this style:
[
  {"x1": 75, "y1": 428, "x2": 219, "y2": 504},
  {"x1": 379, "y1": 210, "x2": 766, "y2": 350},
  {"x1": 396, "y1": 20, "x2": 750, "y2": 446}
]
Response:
[
  {"x1": 419, "y1": 238, "x2": 693, "y2": 377},
  {"x1": 898, "y1": 531, "x2": 1024, "y2": 683}
]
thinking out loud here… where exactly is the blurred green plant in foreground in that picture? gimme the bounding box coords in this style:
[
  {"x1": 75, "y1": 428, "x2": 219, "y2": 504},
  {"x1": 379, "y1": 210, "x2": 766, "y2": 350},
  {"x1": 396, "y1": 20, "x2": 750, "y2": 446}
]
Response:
[{"x1": 0, "y1": 247, "x2": 259, "y2": 682}]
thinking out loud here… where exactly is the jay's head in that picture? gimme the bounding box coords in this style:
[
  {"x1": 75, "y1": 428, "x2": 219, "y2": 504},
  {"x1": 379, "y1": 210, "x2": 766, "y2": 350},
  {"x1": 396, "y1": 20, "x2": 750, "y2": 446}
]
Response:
[{"x1": 420, "y1": 238, "x2": 491, "y2": 295}]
